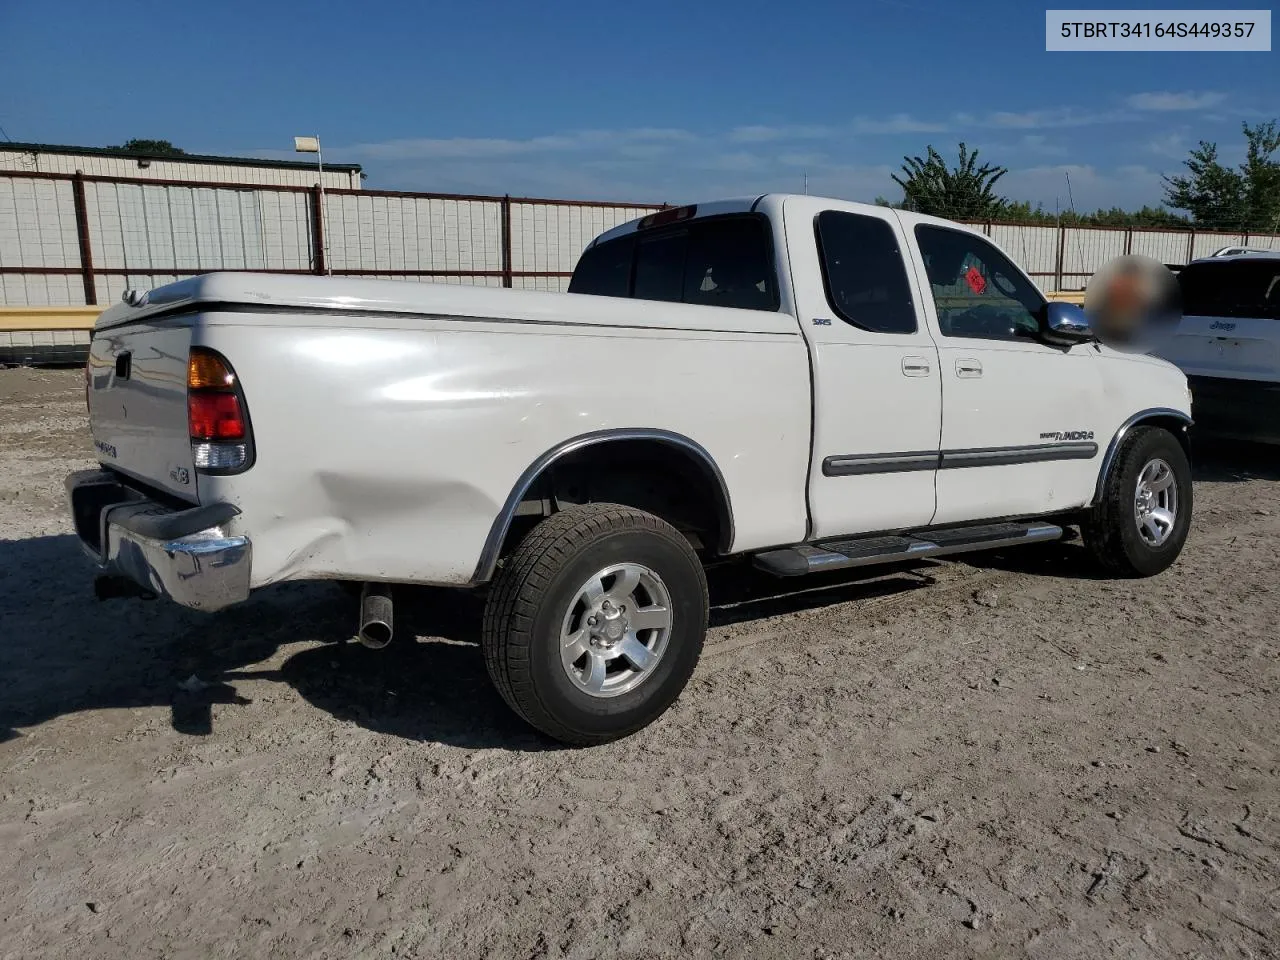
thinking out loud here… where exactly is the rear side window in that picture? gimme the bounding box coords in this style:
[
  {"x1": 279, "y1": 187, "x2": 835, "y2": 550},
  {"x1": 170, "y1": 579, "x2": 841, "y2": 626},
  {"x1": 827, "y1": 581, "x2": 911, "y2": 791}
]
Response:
[
  {"x1": 568, "y1": 215, "x2": 777, "y2": 311},
  {"x1": 1179, "y1": 261, "x2": 1280, "y2": 319},
  {"x1": 633, "y1": 232, "x2": 689, "y2": 303},
  {"x1": 815, "y1": 211, "x2": 916, "y2": 334},
  {"x1": 568, "y1": 234, "x2": 634, "y2": 297},
  {"x1": 683, "y1": 217, "x2": 775, "y2": 310}
]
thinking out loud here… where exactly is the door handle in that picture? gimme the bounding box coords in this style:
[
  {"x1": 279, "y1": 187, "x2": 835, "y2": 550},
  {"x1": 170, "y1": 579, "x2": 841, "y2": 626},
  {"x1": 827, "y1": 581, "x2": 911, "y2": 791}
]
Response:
[
  {"x1": 901, "y1": 356, "x2": 931, "y2": 377},
  {"x1": 955, "y1": 358, "x2": 983, "y2": 378}
]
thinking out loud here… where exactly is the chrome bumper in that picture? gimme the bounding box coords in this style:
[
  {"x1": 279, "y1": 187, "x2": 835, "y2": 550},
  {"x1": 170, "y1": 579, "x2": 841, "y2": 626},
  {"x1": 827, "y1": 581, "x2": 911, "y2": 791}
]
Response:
[{"x1": 65, "y1": 469, "x2": 251, "y2": 612}]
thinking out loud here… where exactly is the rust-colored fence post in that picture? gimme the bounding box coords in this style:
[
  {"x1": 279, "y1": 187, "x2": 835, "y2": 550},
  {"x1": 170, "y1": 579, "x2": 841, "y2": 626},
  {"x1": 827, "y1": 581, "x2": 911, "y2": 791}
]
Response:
[
  {"x1": 71, "y1": 171, "x2": 97, "y2": 305},
  {"x1": 1124, "y1": 227, "x2": 1133, "y2": 256},
  {"x1": 500, "y1": 195, "x2": 513, "y2": 288},
  {"x1": 310, "y1": 184, "x2": 326, "y2": 276},
  {"x1": 1186, "y1": 230, "x2": 1195, "y2": 265},
  {"x1": 1054, "y1": 224, "x2": 1066, "y2": 291}
]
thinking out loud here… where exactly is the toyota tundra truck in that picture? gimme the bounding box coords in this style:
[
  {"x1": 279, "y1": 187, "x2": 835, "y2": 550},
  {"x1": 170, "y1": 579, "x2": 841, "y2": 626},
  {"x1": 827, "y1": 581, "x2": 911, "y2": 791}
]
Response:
[{"x1": 67, "y1": 195, "x2": 1194, "y2": 744}]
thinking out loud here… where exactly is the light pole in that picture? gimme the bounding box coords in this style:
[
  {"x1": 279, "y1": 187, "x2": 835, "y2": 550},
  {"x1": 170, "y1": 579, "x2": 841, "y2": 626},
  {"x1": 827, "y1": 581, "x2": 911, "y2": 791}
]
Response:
[{"x1": 294, "y1": 135, "x2": 331, "y2": 275}]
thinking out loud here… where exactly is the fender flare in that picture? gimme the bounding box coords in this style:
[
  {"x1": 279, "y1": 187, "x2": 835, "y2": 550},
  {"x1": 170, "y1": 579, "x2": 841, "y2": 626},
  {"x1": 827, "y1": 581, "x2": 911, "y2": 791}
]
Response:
[
  {"x1": 1092, "y1": 407, "x2": 1193, "y2": 504},
  {"x1": 472, "y1": 428, "x2": 735, "y2": 583}
]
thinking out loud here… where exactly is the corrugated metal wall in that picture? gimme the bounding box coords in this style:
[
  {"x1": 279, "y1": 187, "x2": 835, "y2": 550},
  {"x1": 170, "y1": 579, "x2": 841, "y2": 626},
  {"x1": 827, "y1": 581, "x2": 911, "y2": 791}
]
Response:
[
  {"x1": 0, "y1": 149, "x2": 359, "y2": 189},
  {"x1": 4, "y1": 168, "x2": 1280, "y2": 307}
]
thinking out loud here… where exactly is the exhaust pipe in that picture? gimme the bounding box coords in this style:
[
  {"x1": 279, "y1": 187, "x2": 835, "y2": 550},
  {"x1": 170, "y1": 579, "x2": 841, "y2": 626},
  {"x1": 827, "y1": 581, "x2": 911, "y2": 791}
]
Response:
[{"x1": 357, "y1": 582, "x2": 393, "y2": 649}]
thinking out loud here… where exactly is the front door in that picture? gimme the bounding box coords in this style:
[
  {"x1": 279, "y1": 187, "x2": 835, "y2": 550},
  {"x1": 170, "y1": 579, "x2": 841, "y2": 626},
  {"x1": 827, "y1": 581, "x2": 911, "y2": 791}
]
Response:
[
  {"x1": 784, "y1": 197, "x2": 941, "y2": 539},
  {"x1": 906, "y1": 221, "x2": 1104, "y2": 524}
]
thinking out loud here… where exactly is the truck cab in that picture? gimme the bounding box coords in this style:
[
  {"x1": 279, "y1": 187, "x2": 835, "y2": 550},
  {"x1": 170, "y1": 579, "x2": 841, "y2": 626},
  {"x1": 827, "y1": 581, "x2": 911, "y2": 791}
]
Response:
[{"x1": 571, "y1": 195, "x2": 1192, "y2": 550}]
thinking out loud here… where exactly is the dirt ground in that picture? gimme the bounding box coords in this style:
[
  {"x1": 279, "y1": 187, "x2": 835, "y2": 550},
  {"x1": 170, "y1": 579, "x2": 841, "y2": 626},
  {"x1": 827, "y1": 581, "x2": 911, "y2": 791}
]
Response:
[{"x1": 0, "y1": 366, "x2": 1276, "y2": 960}]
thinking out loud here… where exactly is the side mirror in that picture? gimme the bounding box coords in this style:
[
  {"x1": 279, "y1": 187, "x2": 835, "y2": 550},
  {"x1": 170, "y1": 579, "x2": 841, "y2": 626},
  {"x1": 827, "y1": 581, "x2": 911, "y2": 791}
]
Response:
[{"x1": 1044, "y1": 301, "x2": 1092, "y2": 342}]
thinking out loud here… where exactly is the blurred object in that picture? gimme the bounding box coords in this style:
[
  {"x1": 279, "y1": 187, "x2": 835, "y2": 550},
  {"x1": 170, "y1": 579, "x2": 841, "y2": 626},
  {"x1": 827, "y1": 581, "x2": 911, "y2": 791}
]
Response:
[{"x1": 1085, "y1": 255, "x2": 1182, "y2": 350}]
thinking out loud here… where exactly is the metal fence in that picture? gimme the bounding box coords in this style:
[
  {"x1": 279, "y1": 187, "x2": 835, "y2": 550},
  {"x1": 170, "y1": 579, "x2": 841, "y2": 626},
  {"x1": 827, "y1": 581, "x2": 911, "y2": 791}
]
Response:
[
  {"x1": 0, "y1": 170, "x2": 664, "y2": 308},
  {"x1": 4, "y1": 168, "x2": 1280, "y2": 311}
]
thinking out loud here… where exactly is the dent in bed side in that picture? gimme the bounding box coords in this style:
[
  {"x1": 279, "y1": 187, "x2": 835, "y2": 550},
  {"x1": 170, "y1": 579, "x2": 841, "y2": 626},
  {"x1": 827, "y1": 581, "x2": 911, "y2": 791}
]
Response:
[{"x1": 472, "y1": 429, "x2": 735, "y2": 584}]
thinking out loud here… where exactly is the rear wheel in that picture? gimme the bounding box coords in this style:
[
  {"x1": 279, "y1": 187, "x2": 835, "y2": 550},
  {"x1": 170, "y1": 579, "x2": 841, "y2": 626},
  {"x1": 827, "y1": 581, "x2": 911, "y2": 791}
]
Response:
[
  {"x1": 481, "y1": 503, "x2": 708, "y2": 745},
  {"x1": 1083, "y1": 426, "x2": 1192, "y2": 577}
]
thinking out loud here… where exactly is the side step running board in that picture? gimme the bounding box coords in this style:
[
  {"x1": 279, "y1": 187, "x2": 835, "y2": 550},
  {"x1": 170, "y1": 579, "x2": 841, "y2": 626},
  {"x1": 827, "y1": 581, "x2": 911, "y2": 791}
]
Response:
[{"x1": 752, "y1": 522, "x2": 1064, "y2": 577}]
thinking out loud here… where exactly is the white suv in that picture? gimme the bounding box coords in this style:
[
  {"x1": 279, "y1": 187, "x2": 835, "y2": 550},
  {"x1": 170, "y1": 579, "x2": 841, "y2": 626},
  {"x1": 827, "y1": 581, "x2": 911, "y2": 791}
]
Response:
[{"x1": 1157, "y1": 252, "x2": 1280, "y2": 443}]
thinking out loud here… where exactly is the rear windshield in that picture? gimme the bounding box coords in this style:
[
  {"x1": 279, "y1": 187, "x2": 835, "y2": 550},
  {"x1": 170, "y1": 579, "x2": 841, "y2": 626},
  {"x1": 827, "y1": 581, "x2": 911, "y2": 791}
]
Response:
[
  {"x1": 1179, "y1": 260, "x2": 1280, "y2": 319},
  {"x1": 569, "y1": 215, "x2": 778, "y2": 312}
]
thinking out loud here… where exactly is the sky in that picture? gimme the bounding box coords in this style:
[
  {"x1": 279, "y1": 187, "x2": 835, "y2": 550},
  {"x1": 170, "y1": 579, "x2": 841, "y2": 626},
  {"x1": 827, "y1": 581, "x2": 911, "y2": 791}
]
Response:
[{"x1": 1, "y1": 0, "x2": 1276, "y2": 210}]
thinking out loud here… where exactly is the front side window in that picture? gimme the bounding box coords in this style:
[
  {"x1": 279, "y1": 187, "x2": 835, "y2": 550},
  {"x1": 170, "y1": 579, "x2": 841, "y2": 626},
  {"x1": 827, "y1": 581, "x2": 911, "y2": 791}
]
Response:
[
  {"x1": 815, "y1": 211, "x2": 917, "y2": 334},
  {"x1": 915, "y1": 225, "x2": 1043, "y2": 341}
]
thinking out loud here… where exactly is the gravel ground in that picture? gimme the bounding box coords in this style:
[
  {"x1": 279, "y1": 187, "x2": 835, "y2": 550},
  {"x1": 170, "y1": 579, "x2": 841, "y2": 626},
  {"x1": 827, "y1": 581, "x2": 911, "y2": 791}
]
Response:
[{"x1": 1, "y1": 366, "x2": 1277, "y2": 960}]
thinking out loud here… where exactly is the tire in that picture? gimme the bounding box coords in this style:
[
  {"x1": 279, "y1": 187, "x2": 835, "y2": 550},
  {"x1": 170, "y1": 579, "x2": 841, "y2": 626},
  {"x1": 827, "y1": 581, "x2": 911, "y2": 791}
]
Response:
[
  {"x1": 481, "y1": 503, "x2": 709, "y2": 746},
  {"x1": 1083, "y1": 426, "x2": 1192, "y2": 577}
]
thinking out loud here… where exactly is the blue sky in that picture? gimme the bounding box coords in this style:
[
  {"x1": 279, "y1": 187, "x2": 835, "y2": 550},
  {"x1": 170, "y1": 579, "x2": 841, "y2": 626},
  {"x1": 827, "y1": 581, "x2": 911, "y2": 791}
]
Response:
[{"x1": 1, "y1": 0, "x2": 1275, "y2": 209}]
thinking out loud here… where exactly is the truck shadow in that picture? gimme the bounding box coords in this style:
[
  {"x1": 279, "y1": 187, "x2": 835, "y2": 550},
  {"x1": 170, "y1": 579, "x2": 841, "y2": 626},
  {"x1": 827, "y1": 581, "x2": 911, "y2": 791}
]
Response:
[
  {"x1": 264, "y1": 566, "x2": 938, "y2": 750},
  {"x1": 0, "y1": 536, "x2": 937, "y2": 751},
  {"x1": 0, "y1": 533, "x2": 352, "y2": 744},
  {"x1": 1191, "y1": 437, "x2": 1280, "y2": 482},
  {"x1": 0, "y1": 503, "x2": 1237, "y2": 749}
]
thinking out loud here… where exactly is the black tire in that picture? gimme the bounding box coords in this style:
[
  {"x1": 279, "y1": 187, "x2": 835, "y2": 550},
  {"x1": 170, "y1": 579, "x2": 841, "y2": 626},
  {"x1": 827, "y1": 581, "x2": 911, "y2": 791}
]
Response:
[
  {"x1": 1083, "y1": 426, "x2": 1192, "y2": 577},
  {"x1": 481, "y1": 503, "x2": 709, "y2": 746}
]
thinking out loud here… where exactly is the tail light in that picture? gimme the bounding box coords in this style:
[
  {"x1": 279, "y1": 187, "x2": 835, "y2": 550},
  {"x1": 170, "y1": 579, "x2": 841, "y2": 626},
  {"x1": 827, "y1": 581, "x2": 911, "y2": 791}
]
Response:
[{"x1": 187, "y1": 348, "x2": 253, "y2": 473}]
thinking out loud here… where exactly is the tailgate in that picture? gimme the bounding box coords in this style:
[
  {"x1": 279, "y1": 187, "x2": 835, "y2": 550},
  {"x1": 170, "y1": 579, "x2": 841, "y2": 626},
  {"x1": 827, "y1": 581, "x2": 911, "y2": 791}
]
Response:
[
  {"x1": 1157, "y1": 314, "x2": 1280, "y2": 381},
  {"x1": 88, "y1": 319, "x2": 198, "y2": 503}
]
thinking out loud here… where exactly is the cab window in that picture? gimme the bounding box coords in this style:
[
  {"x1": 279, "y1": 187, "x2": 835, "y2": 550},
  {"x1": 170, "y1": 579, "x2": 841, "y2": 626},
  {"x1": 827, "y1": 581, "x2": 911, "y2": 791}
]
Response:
[
  {"x1": 814, "y1": 211, "x2": 917, "y2": 334},
  {"x1": 914, "y1": 225, "x2": 1043, "y2": 341},
  {"x1": 569, "y1": 215, "x2": 777, "y2": 311}
]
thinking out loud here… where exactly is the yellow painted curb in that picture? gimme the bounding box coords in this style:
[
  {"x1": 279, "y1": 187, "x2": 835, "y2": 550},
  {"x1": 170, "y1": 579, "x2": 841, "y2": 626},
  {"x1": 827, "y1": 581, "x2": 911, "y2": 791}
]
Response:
[{"x1": 0, "y1": 306, "x2": 102, "y2": 331}]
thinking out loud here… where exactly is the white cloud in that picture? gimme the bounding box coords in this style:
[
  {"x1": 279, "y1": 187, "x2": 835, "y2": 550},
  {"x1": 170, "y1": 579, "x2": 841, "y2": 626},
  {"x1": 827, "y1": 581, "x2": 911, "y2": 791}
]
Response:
[
  {"x1": 852, "y1": 114, "x2": 949, "y2": 134},
  {"x1": 1147, "y1": 130, "x2": 1188, "y2": 160},
  {"x1": 777, "y1": 152, "x2": 828, "y2": 167},
  {"x1": 975, "y1": 107, "x2": 1129, "y2": 130},
  {"x1": 1001, "y1": 164, "x2": 1167, "y2": 211},
  {"x1": 729, "y1": 124, "x2": 832, "y2": 143},
  {"x1": 241, "y1": 97, "x2": 1242, "y2": 207},
  {"x1": 330, "y1": 128, "x2": 699, "y2": 162},
  {"x1": 1126, "y1": 91, "x2": 1226, "y2": 111}
]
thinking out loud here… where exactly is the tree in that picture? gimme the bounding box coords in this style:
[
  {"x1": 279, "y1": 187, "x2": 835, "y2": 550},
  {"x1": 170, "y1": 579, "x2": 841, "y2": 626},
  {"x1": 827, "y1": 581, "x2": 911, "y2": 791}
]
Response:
[
  {"x1": 891, "y1": 143, "x2": 1008, "y2": 219},
  {"x1": 108, "y1": 139, "x2": 186, "y2": 156},
  {"x1": 1163, "y1": 121, "x2": 1280, "y2": 232}
]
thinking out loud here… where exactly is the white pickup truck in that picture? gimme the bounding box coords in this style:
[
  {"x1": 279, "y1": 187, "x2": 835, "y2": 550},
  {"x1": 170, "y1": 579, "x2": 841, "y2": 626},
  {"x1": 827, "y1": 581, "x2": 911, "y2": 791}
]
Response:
[{"x1": 67, "y1": 195, "x2": 1194, "y2": 744}]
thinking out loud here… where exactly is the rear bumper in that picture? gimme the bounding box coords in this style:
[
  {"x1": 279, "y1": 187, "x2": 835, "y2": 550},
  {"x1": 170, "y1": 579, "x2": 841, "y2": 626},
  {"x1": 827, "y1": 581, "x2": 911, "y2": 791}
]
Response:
[
  {"x1": 65, "y1": 469, "x2": 251, "y2": 612},
  {"x1": 1188, "y1": 376, "x2": 1280, "y2": 444}
]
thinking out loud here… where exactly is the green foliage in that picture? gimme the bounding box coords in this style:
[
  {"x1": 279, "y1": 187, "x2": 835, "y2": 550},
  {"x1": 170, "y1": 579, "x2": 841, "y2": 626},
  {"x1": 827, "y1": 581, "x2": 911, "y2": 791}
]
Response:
[
  {"x1": 996, "y1": 201, "x2": 1190, "y2": 228},
  {"x1": 108, "y1": 139, "x2": 186, "y2": 156},
  {"x1": 891, "y1": 143, "x2": 1008, "y2": 219},
  {"x1": 1163, "y1": 121, "x2": 1280, "y2": 231}
]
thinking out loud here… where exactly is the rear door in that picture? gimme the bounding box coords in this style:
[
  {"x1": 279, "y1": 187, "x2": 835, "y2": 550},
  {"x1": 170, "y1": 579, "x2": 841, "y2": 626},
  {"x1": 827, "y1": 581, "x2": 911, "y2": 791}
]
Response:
[
  {"x1": 88, "y1": 319, "x2": 198, "y2": 502},
  {"x1": 783, "y1": 197, "x2": 941, "y2": 538}
]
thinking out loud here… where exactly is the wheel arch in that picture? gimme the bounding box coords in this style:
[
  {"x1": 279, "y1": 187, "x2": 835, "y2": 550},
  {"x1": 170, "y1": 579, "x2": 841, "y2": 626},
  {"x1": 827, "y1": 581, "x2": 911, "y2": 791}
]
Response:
[
  {"x1": 473, "y1": 429, "x2": 735, "y2": 583},
  {"x1": 1092, "y1": 407, "x2": 1193, "y2": 504}
]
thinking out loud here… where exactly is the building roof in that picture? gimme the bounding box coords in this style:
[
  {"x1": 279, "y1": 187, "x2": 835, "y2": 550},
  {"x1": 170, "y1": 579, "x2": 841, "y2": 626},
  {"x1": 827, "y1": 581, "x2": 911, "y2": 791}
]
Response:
[{"x1": 0, "y1": 141, "x2": 362, "y2": 173}]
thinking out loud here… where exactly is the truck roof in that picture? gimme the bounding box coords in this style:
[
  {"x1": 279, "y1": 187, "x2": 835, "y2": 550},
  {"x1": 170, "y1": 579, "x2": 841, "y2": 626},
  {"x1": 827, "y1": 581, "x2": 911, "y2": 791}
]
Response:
[
  {"x1": 587, "y1": 194, "x2": 980, "y2": 248},
  {"x1": 1189, "y1": 250, "x2": 1280, "y2": 265}
]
